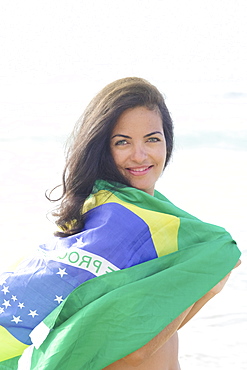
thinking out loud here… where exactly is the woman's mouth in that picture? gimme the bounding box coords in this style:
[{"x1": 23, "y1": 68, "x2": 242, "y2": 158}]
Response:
[{"x1": 126, "y1": 166, "x2": 153, "y2": 176}]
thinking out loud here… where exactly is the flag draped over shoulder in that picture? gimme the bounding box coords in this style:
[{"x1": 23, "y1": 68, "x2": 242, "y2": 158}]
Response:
[{"x1": 0, "y1": 180, "x2": 241, "y2": 370}]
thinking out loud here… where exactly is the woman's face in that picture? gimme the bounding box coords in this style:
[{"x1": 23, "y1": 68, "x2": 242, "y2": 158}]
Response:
[{"x1": 110, "y1": 106, "x2": 167, "y2": 195}]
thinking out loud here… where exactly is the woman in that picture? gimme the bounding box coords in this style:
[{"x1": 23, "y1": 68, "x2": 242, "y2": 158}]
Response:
[
  {"x1": 47, "y1": 77, "x2": 240, "y2": 369},
  {"x1": 0, "y1": 77, "x2": 241, "y2": 370}
]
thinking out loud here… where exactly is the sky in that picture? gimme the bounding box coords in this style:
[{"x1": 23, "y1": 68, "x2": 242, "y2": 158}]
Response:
[
  {"x1": 1, "y1": 0, "x2": 246, "y2": 83},
  {"x1": 1, "y1": 0, "x2": 246, "y2": 106}
]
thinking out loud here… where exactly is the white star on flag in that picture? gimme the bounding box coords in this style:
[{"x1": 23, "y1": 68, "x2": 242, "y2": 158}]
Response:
[
  {"x1": 18, "y1": 302, "x2": 25, "y2": 309},
  {"x1": 0, "y1": 307, "x2": 4, "y2": 314},
  {"x1": 11, "y1": 315, "x2": 22, "y2": 324},
  {"x1": 1, "y1": 286, "x2": 10, "y2": 295},
  {"x1": 28, "y1": 310, "x2": 39, "y2": 318},
  {"x1": 2, "y1": 299, "x2": 11, "y2": 309},
  {"x1": 54, "y1": 295, "x2": 64, "y2": 304},
  {"x1": 74, "y1": 237, "x2": 84, "y2": 248},
  {"x1": 56, "y1": 268, "x2": 68, "y2": 278},
  {"x1": 11, "y1": 295, "x2": 18, "y2": 301}
]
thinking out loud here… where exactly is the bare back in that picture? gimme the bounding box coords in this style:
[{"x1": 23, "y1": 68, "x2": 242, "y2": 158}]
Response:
[{"x1": 103, "y1": 332, "x2": 180, "y2": 370}]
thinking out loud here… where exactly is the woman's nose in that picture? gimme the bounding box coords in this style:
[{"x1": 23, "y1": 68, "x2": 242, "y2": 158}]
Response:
[{"x1": 130, "y1": 144, "x2": 148, "y2": 163}]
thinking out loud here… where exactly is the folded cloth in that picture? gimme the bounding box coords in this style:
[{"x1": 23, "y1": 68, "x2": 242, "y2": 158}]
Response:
[{"x1": 0, "y1": 180, "x2": 241, "y2": 369}]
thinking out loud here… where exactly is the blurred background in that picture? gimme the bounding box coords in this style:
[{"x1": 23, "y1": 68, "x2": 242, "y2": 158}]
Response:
[{"x1": 0, "y1": 1, "x2": 246, "y2": 368}]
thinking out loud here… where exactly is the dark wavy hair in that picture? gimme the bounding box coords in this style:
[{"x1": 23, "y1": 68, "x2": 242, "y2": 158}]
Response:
[{"x1": 49, "y1": 77, "x2": 174, "y2": 237}]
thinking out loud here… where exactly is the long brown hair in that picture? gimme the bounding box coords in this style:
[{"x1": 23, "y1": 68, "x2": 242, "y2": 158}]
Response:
[{"x1": 49, "y1": 77, "x2": 174, "y2": 237}]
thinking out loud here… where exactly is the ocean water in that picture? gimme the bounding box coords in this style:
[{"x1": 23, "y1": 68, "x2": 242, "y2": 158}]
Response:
[{"x1": 0, "y1": 86, "x2": 246, "y2": 369}]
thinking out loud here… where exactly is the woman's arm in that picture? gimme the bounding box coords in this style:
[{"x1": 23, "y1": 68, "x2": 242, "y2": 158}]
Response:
[
  {"x1": 178, "y1": 259, "x2": 241, "y2": 329},
  {"x1": 122, "y1": 305, "x2": 194, "y2": 367}
]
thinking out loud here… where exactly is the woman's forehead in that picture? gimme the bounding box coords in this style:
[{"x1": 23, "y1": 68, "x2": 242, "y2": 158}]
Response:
[{"x1": 112, "y1": 106, "x2": 163, "y2": 135}]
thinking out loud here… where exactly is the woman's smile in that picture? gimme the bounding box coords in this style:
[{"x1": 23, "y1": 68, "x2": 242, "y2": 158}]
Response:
[
  {"x1": 111, "y1": 106, "x2": 167, "y2": 195},
  {"x1": 126, "y1": 165, "x2": 153, "y2": 176}
]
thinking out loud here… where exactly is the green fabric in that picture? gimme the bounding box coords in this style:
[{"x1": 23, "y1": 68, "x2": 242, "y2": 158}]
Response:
[
  {"x1": 27, "y1": 241, "x2": 239, "y2": 369},
  {"x1": 17, "y1": 180, "x2": 240, "y2": 370},
  {"x1": 0, "y1": 356, "x2": 20, "y2": 370}
]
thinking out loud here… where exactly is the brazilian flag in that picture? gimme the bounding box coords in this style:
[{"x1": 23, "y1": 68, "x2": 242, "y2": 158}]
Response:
[{"x1": 0, "y1": 180, "x2": 241, "y2": 369}]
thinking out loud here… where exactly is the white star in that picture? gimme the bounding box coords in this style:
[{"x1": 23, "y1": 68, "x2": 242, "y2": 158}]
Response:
[
  {"x1": 54, "y1": 295, "x2": 64, "y2": 304},
  {"x1": 56, "y1": 268, "x2": 68, "y2": 278},
  {"x1": 0, "y1": 307, "x2": 4, "y2": 314},
  {"x1": 74, "y1": 237, "x2": 84, "y2": 248},
  {"x1": 18, "y1": 302, "x2": 25, "y2": 309},
  {"x1": 11, "y1": 315, "x2": 22, "y2": 324},
  {"x1": 2, "y1": 299, "x2": 11, "y2": 309},
  {"x1": 1, "y1": 286, "x2": 10, "y2": 295},
  {"x1": 11, "y1": 295, "x2": 18, "y2": 301},
  {"x1": 28, "y1": 310, "x2": 39, "y2": 318}
]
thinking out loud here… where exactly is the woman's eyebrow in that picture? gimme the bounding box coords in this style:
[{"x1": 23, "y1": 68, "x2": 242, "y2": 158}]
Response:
[
  {"x1": 111, "y1": 134, "x2": 132, "y2": 139},
  {"x1": 111, "y1": 131, "x2": 163, "y2": 139},
  {"x1": 144, "y1": 131, "x2": 163, "y2": 138}
]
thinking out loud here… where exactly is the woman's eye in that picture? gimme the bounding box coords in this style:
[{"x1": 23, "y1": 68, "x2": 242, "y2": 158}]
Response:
[
  {"x1": 147, "y1": 137, "x2": 160, "y2": 142},
  {"x1": 115, "y1": 139, "x2": 128, "y2": 146}
]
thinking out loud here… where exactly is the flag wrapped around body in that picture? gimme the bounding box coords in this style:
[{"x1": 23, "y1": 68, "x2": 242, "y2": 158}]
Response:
[{"x1": 0, "y1": 180, "x2": 241, "y2": 369}]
